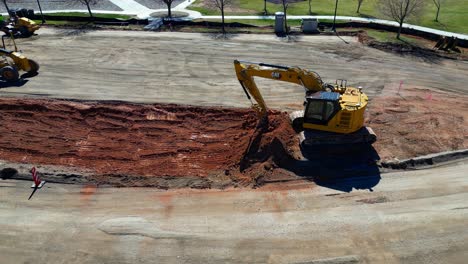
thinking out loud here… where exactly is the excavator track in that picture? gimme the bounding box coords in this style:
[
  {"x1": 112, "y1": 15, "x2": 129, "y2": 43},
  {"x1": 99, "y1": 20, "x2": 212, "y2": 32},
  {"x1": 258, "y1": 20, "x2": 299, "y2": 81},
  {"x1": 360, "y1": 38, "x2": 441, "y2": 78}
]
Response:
[
  {"x1": 289, "y1": 110, "x2": 377, "y2": 146},
  {"x1": 299, "y1": 127, "x2": 377, "y2": 146}
]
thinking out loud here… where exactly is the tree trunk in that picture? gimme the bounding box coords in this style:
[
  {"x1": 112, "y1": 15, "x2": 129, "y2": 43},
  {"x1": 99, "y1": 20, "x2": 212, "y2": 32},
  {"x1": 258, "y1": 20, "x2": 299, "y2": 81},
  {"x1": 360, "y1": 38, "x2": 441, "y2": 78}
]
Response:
[
  {"x1": 221, "y1": 4, "x2": 225, "y2": 35},
  {"x1": 86, "y1": 2, "x2": 94, "y2": 20},
  {"x1": 264, "y1": 0, "x2": 267, "y2": 15},
  {"x1": 397, "y1": 21, "x2": 403, "y2": 39},
  {"x1": 167, "y1": 2, "x2": 172, "y2": 18},
  {"x1": 282, "y1": 2, "x2": 288, "y2": 34},
  {"x1": 36, "y1": 0, "x2": 46, "y2": 23},
  {"x1": 357, "y1": 2, "x2": 362, "y2": 13},
  {"x1": 435, "y1": 6, "x2": 440, "y2": 22},
  {"x1": 309, "y1": 0, "x2": 312, "y2": 15},
  {"x1": 3, "y1": 0, "x2": 10, "y2": 15}
]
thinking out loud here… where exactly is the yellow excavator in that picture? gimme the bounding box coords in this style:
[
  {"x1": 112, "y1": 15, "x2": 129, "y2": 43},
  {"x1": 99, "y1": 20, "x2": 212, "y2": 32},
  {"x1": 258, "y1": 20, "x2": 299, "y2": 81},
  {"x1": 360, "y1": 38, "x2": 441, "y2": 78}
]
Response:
[
  {"x1": 234, "y1": 60, "x2": 376, "y2": 146},
  {"x1": 0, "y1": 34, "x2": 39, "y2": 82}
]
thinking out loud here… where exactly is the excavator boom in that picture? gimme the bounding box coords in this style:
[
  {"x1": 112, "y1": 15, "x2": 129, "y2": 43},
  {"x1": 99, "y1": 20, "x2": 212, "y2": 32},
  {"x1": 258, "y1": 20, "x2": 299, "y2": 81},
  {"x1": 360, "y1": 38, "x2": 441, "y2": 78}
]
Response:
[{"x1": 235, "y1": 60, "x2": 325, "y2": 117}]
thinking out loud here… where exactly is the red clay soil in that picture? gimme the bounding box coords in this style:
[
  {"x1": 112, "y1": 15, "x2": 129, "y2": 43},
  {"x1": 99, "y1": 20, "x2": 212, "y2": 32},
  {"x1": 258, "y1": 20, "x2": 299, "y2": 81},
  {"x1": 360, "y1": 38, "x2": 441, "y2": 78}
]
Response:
[
  {"x1": 0, "y1": 88, "x2": 466, "y2": 187},
  {"x1": 0, "y1": 98, "x2": 298, "y2": 187},
  {"x1": 369, "y1": 87, "x2": 468, "y2": 160}
]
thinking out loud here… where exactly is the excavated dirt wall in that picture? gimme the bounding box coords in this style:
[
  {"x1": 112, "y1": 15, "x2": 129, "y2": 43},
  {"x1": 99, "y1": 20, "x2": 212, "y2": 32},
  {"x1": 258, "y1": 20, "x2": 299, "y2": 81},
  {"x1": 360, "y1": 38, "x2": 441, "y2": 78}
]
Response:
[{"x1": 0, "y1": 98, "x2": 298, "y2": 187}]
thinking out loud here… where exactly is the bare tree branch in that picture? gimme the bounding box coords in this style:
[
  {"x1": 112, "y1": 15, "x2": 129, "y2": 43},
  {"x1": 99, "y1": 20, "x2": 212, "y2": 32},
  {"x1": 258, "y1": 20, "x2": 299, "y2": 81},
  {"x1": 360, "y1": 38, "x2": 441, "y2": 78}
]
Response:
[
  {"x1": 432, "y1": 0, "x2": 443, "y2": 22},
  {"x1": 75, "y1": 0, "x2": 99, "y2": 19},
  {"x1": 207, "y1": 0, "x2": 233, "y2": 35},
  {"x1": 378, "y1": 0, "x2": 425, "y2": 39}
]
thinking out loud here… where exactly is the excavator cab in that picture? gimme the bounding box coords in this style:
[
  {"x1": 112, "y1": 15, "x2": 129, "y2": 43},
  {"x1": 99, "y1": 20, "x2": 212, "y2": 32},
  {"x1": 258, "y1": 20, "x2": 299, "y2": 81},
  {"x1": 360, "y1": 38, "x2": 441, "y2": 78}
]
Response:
[{"x1": 303, "y1": 91, "x2": 340, "y2": 126}]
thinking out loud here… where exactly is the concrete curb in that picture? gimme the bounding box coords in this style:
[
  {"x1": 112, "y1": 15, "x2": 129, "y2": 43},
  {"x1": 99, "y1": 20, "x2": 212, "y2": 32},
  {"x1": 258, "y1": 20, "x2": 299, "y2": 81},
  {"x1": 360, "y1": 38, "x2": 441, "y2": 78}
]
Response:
[{"x1": 380, "y1": 149, "x2": 468, "y2": 170}]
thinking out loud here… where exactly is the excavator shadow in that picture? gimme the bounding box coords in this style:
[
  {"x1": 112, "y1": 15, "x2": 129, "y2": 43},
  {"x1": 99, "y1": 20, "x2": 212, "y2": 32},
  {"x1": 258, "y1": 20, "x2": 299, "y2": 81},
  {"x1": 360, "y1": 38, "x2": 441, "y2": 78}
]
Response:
[
  {"x1": 0, "y1": 78, "x2": 28, "y2": 88},
  {"x1": 281, "y1": 143, "x2": 381, "y2": 192},
  {"x1": 0, "y1": 72, "x2": 38, "y2": 88},
  {"x1": 21, "y1": 71, "x2": 39, "y2": 79}
]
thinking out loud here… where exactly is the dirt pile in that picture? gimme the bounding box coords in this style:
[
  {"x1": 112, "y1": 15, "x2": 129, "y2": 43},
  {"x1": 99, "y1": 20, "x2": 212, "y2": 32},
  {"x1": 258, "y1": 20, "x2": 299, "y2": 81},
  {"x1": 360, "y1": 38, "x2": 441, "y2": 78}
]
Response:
[
  {"x1": 0, "y1": 98, "x2": 297, "y2": 187},
  {"x1": 369, "y1": 87, "x2": 468, "y2": 160}
]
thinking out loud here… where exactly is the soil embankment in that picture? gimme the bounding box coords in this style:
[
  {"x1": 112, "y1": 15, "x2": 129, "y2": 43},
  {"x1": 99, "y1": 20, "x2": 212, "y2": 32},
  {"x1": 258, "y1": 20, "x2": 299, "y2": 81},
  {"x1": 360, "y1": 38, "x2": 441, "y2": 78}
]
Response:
[{"x1": 0, "y1": 98, "x2": 298, "y2": 187}]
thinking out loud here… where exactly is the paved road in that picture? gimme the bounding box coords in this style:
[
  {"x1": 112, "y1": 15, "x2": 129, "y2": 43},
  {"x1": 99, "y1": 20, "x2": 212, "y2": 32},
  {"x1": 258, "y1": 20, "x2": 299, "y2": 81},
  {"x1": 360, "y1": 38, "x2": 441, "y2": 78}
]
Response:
[
  {"x1": 0, "y1": 0, "x2": 122, "y2": 12},
  {"x1": 1, "y1": 29, "x2": 467, "y2": 110},
  {"x1": 1, "y1": 160, "x2": 467, "y2": 263}
]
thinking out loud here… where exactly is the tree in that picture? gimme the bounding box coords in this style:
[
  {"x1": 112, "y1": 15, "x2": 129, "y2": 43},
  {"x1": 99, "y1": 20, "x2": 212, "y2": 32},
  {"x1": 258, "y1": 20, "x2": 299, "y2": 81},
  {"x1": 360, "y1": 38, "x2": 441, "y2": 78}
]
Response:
[
  {"x1": 308, "y1": 0, "x2": 312, "y2": 15},
  {"x1": 36, "y1": 0, "x2": 46, "y2": 23},
  {"x1": 263, "y1": 0, "x2": 267, "y2": 15},
  {"x1": 281, "y1": 0, "x2": 289, "y2": 34},
  {"x1": 208, "y1": 0, "x2": 232, "y2": 35},
  {"x1": 159, "y1": 0, "x2": 175, "y2": 18},
  {"x1": 2, "y1": 0, "x2": 10, "y2": 15},
  {"x1": 76, "y1": 0, "x2": 98, "y2": 20},
  {"x1": 432, "y1": 0, "x2": 443, "y2": 22},
  {"x1": 378, "y1": 0, "x2": 425, "y2": 39},
  {"x1": 356, "y1": 0, "x2": 364, "y2": 13}
]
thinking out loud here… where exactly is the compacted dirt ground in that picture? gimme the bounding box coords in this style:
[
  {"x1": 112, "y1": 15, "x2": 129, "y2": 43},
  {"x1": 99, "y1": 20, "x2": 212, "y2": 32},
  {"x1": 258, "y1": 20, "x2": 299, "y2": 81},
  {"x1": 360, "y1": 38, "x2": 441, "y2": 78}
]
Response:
[
  {"x1": 370, "y1": 87, "x2": 468, "y2": 160},
  {"x1": 1, "y1": 162, "x2": 467, "y2": 263},
  {"x1": 2, "y1": 29, "x2": 468, "y2": 108}
]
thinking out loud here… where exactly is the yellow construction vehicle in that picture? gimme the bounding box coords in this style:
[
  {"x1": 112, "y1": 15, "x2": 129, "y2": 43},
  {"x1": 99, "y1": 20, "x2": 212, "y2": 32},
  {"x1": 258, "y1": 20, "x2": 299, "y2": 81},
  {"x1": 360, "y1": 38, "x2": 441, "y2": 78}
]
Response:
[
  {"x1": 0, "y1": 34, "x2": 39, "y2": 82},
  {"x1": 1, "y1": 16, "x2": 40, "y2": 38},
  {"x1": 234, "y1": 60, "x2": 376, "y2": 146}
]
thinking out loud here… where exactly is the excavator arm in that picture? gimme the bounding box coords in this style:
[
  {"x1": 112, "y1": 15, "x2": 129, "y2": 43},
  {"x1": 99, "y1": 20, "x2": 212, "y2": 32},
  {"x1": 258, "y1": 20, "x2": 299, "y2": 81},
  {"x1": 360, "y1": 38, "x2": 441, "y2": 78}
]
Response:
[{"x1": 234, "y1": 60, "x2": 326, "y2": 117}]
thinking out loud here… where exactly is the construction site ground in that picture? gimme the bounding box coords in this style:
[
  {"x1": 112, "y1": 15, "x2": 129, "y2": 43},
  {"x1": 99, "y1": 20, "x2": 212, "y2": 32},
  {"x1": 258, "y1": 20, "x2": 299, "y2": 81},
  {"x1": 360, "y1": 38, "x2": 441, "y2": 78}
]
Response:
[
  {"x1": 0, "y1": 28, "x2": 467, "y2": 263},
  {"x1": 1, "y1": 161, "x2": 467, "y2": 263}
]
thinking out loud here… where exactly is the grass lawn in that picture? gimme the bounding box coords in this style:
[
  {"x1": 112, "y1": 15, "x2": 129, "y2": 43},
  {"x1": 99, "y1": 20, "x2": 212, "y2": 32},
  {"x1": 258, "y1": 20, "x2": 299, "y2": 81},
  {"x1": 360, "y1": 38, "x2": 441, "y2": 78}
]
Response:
[
  {"x1": 189, "y1": 0, "x2": 467, "y2": 34},
  {"x1": 41, "y1": 12, "x2": 133, "y2": 20},
  {"x1": 199, "y1": 18, "x2": 303, "y2": 27},
  {"x1": 34, "y1": 20, "x2": 89, "y2": 25}
]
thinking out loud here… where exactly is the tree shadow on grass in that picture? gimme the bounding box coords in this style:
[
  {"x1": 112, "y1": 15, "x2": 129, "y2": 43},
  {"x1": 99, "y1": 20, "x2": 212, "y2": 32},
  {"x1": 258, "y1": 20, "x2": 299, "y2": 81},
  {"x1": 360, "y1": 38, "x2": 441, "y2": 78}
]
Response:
[{"x1": 359, "y1": 13, "x2": 377, "y2": 19}]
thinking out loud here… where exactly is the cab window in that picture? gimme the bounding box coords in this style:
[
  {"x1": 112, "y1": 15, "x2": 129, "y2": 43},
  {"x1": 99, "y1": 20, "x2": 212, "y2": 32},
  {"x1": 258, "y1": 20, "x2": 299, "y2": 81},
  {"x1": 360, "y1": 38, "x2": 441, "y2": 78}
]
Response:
[{"x1": 304, "y1": 100, "x2": 336, "y2": 124}]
